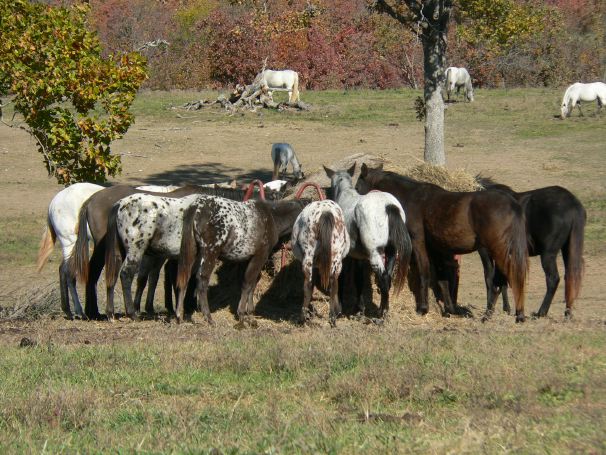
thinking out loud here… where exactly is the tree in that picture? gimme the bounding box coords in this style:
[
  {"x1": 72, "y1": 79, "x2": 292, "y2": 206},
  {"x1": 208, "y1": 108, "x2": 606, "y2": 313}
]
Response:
[
  {"x1": 373, "y1": 0, "x2": 452, "y2": 165},
  {"x1": 0, "y1": 0, "x2": 147, "y2": 184}
]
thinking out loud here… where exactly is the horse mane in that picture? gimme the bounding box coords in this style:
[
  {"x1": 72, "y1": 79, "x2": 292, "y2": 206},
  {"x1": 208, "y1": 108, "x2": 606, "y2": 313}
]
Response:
[
  {"x1": 474, "y1": 175, "x2": 515, "y2": 194},
  {"x1": 372, "y1": 169, "x2": 446, "y2": 191}
]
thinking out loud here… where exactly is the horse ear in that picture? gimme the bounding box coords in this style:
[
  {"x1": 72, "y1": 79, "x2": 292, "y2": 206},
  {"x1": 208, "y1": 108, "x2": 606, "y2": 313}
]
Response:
[
  {"x1": 323, "y1": 165, "x2": 334, "y2": 179},
  {"x1": 360, "y1": 163, "x2": 368, "y2": 178},
  {"x1": 347, "y1": 162, "x2": 356, "y2": 177}
]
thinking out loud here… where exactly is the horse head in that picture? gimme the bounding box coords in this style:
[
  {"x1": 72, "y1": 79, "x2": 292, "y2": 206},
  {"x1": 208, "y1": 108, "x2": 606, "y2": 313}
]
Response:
[
  {"x1": 355, "y1": 162, "x2": 383, "y2": 195},
  {"x1": 323, "y1": 163, "x2": 355, "y2": 201}
]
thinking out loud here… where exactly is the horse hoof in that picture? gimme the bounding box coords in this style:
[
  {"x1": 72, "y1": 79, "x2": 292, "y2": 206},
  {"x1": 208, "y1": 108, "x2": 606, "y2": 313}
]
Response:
[
  {"x1": 233, "y1": 321, "x2": 246, "y2": 331},
  {"x1": 564, "y1": 310, "x2": 573, "y2": 321},
  {"x1": 481, "y1": 314, "x2": 491, "y2": 323},
  {"x1": 249, "y1": 319, "x2": 259, "y2": 329},
  {"x1": 515, "y1": 314, "x2": 526, "y2": 323}
]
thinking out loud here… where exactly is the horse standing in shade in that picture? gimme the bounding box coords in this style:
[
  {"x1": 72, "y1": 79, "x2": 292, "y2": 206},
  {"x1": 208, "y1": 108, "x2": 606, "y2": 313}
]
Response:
[
  {"x1": 37, "y1": 182, "x2": 104, "y2": 318},
  {"x1": 355, "y1": 164, "x2": 528, "y2": 322},
  {"x1": 324, "y1": 163, "x2": 411, "y2": 319},
  {"x1": 176, "y1": 197, "x2": 309, "y2": 325},
  {"x1": 256, "y1": 69, "x2": 300, "y2": 103},
  {"x1": 560, "y1": 82, "x2": 606, "y2": 119},
  {"x1": 291, "y1": 200, "x2": 350, "y2": 326},
  {"x1": 445, "y1": 67, "x2": 474, "y2": 102},
  {"x1": 271, "y1": 143, "x2": 304, "y2": 181},
  {"x1": 478, "y1": 178, "x2": 586, "y2": 319}
]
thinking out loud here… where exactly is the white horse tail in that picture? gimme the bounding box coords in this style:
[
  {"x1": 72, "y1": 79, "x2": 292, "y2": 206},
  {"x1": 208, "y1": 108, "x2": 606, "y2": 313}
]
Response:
[
  {"x1": 36, "y1": 215, "x2": 57, "y2": 272},
  {"x1": 291, "y1": 71, "x2": 300, "y2": 103}
]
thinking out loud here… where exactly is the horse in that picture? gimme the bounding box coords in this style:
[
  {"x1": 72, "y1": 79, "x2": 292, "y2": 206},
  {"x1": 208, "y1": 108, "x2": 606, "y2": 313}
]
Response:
[
  {"x1": 355, "y1": 163, "x2": 529, "y2": 322},
  {"x1": 560, "y1": 82, "x2": 606, "y2": 119},
  {"x1": 271, "y1": 143, "x2": 304, "y2": 181},
  {"x1": 324, "y1": 163, "x2": 411, "y2": 319},
  {"x1": 104, "y1": 193, "x2": 205, "y2": 320},
  {"x1": 36, "y1": 182, "x2": 104, "y2": 318},
  {"x1": 445, "y1": 67, "x2": 474, "y2": 102},
  {"x1": 477, "y1": 178, "x2": 586, "y2": 319},
  {"x1": 176, "y1": 197, "x2": 309, "y2": 325},
  {"x1": 291, "y1": 200, "x2": 350, "y2": 326},
  {"x1": 256, "y1": 69, "x2": 300, "y2": 103},
  {"x1": 73, "y1": 184, "x2": 255, "y2": 319}
]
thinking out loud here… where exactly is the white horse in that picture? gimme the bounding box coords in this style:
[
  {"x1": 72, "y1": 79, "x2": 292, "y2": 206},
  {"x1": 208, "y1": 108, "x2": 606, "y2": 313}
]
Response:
[
  {"x1": 445, "y1": 67, "x2": 474, "y2": 102},
  {"x1": 324, "y1": 163, "x2": 412, "y2": 319},
  {"x1": 257, "y1": 69, "x2": 300, "y2": 103},
  {"x1": 37, "y1": 182, "x2": 104, "y2": 318},
  {"x1": 271, "y1": 143, "x2": 304, "y2": 181},
  {"x1": 560, "y1": 82, "x2": 606, "y2": 119},
  {"x1": 291, "y1": 200, "x2": 350, "y2": 326}
]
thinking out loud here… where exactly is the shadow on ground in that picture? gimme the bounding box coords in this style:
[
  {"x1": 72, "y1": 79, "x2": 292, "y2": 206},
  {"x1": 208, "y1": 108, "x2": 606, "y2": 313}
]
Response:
[{"x1": 132, "y1": 162, "x2": 273, "y2": 186}]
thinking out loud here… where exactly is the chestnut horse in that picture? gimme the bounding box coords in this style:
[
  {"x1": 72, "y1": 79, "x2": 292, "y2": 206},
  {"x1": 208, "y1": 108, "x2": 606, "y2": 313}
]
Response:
[{"x1": 355, "y1": 164, "x2": 529, "y2": 322}]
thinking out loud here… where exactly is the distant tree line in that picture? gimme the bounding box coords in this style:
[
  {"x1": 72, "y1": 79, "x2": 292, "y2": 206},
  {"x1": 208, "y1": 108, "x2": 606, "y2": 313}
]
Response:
[{"x1": 50, "y1": 0, "x2": 603, "y2": 90}]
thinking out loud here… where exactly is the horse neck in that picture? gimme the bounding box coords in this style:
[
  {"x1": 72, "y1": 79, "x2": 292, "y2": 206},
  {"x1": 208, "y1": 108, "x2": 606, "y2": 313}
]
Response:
[
  {"x1": 290, "y1": 153, "x2": 301, "y2": 172},
  {"x1": 269, "y1": 200, "x2": 306, "y2": 237},
  {"x1": 334, "y1": 182, "x2": 359, "y2": 209}
]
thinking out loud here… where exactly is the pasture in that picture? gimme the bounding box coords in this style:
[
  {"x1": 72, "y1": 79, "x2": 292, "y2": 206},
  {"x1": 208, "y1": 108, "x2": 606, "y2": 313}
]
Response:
[{"x1": 0, "y1": 88, "x2": 605, "y2": 453}]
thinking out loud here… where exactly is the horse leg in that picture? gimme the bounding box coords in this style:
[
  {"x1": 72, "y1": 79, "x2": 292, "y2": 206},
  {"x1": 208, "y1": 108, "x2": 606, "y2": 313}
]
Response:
[
  {"x1": 412, "y1": 241, "x2": 430, "y2": 315},
  {"x1": 59, "y1": 261, "x2": 72, "y2": 319},
  {"x1": 195, "y1": 254, "x2": 217, "y2": 325},
  {"x1": 133, "y1": 257, "x2": 150, "y2": 314},
  {"x1": 67, "y1": 266, "x2": 85, "y2": 319},
  {"x1": 85, "y1": 243, "x2": 105, "y2": 319},
  {"x1": 576, "y1": 101, "x2": 584, "y2": 117},
  {"x1": 328, "y1": 275, "x2": 340, "y2": 327},
  {"x1": 353, "y1": 259, "x2": 366, "y2": 317},
  {"x1": 142, "y1": 257, "x2": 164, "y2": 315},
  {"x1": 119, "y1": 257, "x2": 140, "y2": 320},
  {"x1": 533, "y1": 253, "x2": 560, "y2": 318},
  {"x1": 163, "y1": 260, "x2": 176, "y2": 316},
  {"x1": 479, "y1": 247, "x2": 500, "y2": 321},
  {"x1": 237, "y1": 253, "x2": 268, "y2": 326},
  {"x1": 301, "y1": 267, "x2": 314, "y2": 323}
]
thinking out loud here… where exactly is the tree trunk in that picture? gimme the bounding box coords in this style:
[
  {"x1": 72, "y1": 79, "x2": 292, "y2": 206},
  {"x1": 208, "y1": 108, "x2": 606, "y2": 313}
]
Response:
[{"x1": 420, "y1": 2, "x2": 449, "y2": 166}]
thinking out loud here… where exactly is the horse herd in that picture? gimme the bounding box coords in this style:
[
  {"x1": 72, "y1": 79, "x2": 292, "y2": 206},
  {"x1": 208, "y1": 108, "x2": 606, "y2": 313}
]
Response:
[
  {"x1": 445, "y1": 66, "x2": 605, "y2": 120},
  {"x1": 36, "y1": 141, "x2": 587, "y2": 327}
]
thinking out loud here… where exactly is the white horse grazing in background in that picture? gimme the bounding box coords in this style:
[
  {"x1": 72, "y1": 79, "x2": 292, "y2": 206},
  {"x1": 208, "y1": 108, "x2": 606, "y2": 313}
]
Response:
[
  {"x1": 257, "y1": 69, "x2": 300, "y2": 103},
  {"x1": 271, "y1": 143, "x2": 304, "y2": 181},
  {"x1": 445, "y1": 67, "x2": 474, "y2": 102},
  {"x1": 560, "y1": 82, "x2": 606, "y2": 119}
]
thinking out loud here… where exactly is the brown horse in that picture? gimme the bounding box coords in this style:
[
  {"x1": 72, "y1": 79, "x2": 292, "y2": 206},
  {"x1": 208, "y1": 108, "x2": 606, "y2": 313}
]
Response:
[
  {"x1": 73, "y1": 184, "x2": 257, "y2": 319},
  {"x1": 355, "y1": 164, "x2": 529, "y2": 322}
]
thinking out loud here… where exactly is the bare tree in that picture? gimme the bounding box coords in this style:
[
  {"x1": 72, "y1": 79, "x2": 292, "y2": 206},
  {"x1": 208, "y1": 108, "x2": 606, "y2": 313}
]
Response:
[{"x1": 374, "y1": 0, "x2": 452, "y2": 165}]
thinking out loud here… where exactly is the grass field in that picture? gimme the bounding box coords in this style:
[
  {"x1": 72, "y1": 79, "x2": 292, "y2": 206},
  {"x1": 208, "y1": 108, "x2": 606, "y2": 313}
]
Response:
[{"x1": 0, "y1": 88, "x2": 605, "y2": 453}]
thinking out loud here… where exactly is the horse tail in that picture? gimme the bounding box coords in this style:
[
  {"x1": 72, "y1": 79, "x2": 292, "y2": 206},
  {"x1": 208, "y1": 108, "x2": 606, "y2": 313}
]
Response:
[
  {"x1": 36, "y1": 215, "x2": 57, "y2": 272},
  {"x1": 563, "y1": 202, "x2": 586, "y2": 307},
  {"x1": 73, "y1": 199, "x2": 92, "y2": 283},
  {"x1": 177, "y1": 204, "x2": 202, "y2": 292},
  {"x1": 386, "y1": 204, "x2": 412, "y2": 294},
  {"x1": 504, "y1": 208, "x2": 528, "y2": 315},
  {"x1": 104, "y1": 203, "x2": 122, "y2": 289},
  {"x1": 316, "y1": 211, "x2": 334, "y2": 290},
  {"x1": 291, "y1": 71, "x2": 300, "y2": 103}
]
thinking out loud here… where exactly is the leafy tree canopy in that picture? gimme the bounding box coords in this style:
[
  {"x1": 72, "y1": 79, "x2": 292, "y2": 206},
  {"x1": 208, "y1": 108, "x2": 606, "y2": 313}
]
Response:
[{"x1": 0, "y1": 0, "x2": 147, "y2": 184}]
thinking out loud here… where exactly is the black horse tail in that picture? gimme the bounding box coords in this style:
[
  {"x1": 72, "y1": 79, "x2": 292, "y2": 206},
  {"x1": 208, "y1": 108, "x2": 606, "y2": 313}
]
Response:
[
  {"x1": 564, "y1": 203, "x2": 586, "y2": 307},
  {"x1": 504, "y1": 209, "x2": 529, "y2": 316},
  {"x1": 104, "y1": 204, "x2": 122, "y2": 290},
  {"x1": 315, "y1": 211, "x2": 334, "y2": 290},
  {"x1": 386, "y1": 204, "x2": 412, "y2": 294},
  {"x1": 73, "y1": 199, "x2": 92, "y2": 284},
  {"x1": 177, "y1": 204, "x2": 202, "y2": 292}
]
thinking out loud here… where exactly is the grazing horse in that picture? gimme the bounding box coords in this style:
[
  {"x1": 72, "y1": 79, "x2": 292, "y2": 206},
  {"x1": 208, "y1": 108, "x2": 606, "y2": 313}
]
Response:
[
  {"x1": 445, "y1": 67, "x2": 474, "y2": 102},
  {"x1": 271, "y1": 143, "x2": 304, "y2": 181},
  {"x1": 291, "y1": 200, "x2": 351, "y2": 326},
  {"x1": 104, "y1": 193, "x2": 203, "y2": 320},
  {"x1": 37, "y1": 182, "x2": 104, "y2": 318},
  {"x1": 73, "y1": 184, "x2": 253, "y2": 318},
  {"x1": 478, "y1": 178, "x2": 586, "y2": 319},
  {"x1": 176, "y1": 197, "x2": 309, "y2": 325},
  {"x1": 560, "y1": 82, "x2": 606, "y2": 119},
  {"x1": 324, "y1": 163, "x2": 411, "y2": 319},
  {"x1": 355, "y1": 164, "x2": 529, "y2": 322},
  {"x1": 256, "y1": 69, "x2": 300, "y2": 103}
]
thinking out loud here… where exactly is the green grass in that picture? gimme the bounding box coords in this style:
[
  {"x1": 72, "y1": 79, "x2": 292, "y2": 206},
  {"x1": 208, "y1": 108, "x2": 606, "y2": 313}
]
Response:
[
  {"x1": 0, "y1": 328, "x2": 604, "y2": 453},
  {"x1": 0, "y1": 216, "x2": 43, "y2": 266}
]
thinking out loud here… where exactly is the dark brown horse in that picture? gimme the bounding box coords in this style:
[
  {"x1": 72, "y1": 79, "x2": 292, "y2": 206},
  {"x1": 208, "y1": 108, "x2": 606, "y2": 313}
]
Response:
[
  {"x1": 73, "y1": 184, "x2": 257, "y2": 319},
  {"x1": 477, "y1": 178, "x2": 586, "y2": 319},
  {"x1": 355, "y1": 164, "x2": 529, "y2": 322},
  {"x1": 177, "y1": 197, "x2": 309, "y2": 325}
]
